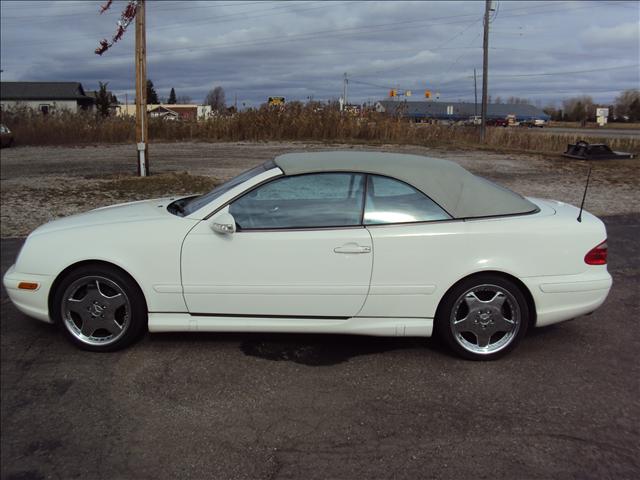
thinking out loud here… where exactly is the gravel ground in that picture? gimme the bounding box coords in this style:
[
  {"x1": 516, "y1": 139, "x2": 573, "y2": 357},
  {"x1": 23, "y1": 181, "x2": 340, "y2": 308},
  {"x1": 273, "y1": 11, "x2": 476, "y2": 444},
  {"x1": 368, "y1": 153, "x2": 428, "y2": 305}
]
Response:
[{"x1": 1, "y1": 141, "x2": 639, "y2": 237}]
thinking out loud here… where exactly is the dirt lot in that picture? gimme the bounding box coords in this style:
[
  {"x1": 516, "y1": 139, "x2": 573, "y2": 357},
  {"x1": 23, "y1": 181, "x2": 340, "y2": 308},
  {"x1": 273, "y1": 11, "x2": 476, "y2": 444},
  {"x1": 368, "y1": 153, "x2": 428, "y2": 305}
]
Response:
[{"x1": 1, "y1": 141, "x2": 638, "y2": 237}]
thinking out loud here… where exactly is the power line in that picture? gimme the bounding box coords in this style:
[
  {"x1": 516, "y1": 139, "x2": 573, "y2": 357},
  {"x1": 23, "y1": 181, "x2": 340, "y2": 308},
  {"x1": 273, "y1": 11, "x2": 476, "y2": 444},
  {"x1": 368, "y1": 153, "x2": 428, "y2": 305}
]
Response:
[
  {"x1": 2, "y1": 0, "x2": 629, "y2": 53},
  {"x1": 347, "y1": 15, "x2": 483, "y2": 80},
  {"x1": 480, "y1": 64, "x2": 640, "y2": 78},
  {"x1": 441, "y1": 87, "x2": 635, "y2": 99},
  {"x1": 340, "y1": 2, "x2": 636, "y2": 94},
  {"x1": 1, "y1": 1, "x2": 352, "y2": 47},
  {"x1": 149, "y1": 1, "x2": 347, "y2": 32},
  {"x1": 0, "y1": 1, "x2": 274, "y2": 18},
  {"x1": 131, "y1": 12, "x2": 492, "y2": 57}
]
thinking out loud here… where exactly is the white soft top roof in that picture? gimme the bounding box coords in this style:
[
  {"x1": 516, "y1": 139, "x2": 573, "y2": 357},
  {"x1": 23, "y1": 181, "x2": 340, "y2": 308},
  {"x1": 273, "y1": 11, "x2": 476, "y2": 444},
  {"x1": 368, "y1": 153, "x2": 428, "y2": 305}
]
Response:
[{"x1": 274, "y1": 152, "x2": 537, "y2": 219}]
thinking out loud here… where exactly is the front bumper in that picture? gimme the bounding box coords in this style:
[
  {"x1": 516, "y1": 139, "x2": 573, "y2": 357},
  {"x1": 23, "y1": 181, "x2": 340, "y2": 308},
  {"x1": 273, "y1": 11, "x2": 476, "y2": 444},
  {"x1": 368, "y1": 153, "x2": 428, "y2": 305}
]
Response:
[
  {"x1": 3, "y1": 264, "x2": 54, "y2": 323},
  {"x1": 522, "y1": 269, "x2": 612, "y2": 327}
]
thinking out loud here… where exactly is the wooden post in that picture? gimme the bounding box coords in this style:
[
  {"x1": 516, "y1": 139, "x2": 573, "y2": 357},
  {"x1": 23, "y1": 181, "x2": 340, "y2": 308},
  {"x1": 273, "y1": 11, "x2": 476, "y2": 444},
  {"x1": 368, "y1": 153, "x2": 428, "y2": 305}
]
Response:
[
  {"x1": 480, "y1": 0, "x2": 491, "y2": 142},
  {"x1": 135, "y1": 0, "x2": 148, "y2": 176}
]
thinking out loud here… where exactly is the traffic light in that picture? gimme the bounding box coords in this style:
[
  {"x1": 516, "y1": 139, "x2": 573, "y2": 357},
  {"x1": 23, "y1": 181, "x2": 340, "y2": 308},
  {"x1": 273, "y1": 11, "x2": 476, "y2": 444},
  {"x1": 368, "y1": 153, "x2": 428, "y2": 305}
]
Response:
[
  {"x1": 425, "y1": 90, "x2": 431, "y2": 98},
  {"x1": 389, "y1": 89, "x2": 397, "y2": 97}
]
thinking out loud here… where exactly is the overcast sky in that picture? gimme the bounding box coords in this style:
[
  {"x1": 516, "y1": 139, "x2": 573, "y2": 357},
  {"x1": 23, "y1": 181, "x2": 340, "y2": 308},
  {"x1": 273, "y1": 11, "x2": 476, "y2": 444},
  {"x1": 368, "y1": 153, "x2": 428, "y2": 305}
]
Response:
[{"x1": 1, "y1": 0, "x2": 638, "y2": 108}]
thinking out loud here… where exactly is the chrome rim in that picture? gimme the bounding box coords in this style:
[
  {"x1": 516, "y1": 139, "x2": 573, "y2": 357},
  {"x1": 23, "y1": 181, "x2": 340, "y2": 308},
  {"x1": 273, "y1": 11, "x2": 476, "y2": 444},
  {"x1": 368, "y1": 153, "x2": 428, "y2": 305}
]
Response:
[
  {"x1": 450, "y1": 284, "x2": 521, "y2": 355},
  {"x1": 61, "y1": 275, "x2": 131, "y2": 346}
]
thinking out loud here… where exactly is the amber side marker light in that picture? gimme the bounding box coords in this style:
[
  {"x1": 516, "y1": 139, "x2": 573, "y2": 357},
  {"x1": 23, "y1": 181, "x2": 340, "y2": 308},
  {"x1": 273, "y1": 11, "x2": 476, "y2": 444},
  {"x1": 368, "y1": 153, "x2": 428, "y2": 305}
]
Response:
[
  {"x1": 585, "y1": 240, "x2": 608, "y2": 265},
  {"x1": 18, "y1": 282, "x2": 39, "y2": 290}
]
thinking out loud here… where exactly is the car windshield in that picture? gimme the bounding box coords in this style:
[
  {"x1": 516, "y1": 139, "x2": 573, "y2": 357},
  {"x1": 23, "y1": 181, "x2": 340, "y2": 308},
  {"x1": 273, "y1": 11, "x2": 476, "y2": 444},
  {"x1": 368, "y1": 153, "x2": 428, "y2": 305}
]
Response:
[{"x1": 177, "y1": 161, "x2": 276, "y2": 216}]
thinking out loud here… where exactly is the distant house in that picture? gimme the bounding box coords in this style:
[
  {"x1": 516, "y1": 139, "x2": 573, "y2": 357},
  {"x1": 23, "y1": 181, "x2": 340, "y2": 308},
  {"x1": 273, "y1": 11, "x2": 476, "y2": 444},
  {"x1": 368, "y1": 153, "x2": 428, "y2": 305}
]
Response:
[
  {"x1": 119, "y1": 104, "x2": 212, "y2": 120},
  {"x1": 375, "y1": 100, "x2": 550, "y2": 123},
  {"x1": 0, "y1": 81, "x2": 95, "y2": 114},
  {"x1": 148, "y1": 105, "x2": 201, "y2": 121},
  {"x1": 148, "y1": 105, "x2": 182, "y2": 121}
]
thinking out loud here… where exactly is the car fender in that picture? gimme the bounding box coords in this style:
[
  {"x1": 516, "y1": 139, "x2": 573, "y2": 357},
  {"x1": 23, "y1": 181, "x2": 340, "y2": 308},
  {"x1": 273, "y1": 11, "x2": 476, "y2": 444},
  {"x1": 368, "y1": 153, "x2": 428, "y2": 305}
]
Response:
[{"x1": 16, "y1": 216, "x2": 198, "y2": 313}]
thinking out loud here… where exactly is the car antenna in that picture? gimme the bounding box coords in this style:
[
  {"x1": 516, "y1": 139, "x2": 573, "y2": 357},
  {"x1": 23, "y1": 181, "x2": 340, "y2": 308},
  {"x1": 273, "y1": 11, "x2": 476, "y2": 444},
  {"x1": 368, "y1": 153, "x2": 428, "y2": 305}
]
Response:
[{"x1": 577, "y1": 166, "x2": 592, "y2": 223}]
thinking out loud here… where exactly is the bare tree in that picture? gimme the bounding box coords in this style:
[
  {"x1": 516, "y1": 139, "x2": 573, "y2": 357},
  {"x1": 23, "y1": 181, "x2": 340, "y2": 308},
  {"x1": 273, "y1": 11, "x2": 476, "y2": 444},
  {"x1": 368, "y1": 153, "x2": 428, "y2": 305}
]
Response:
[
  {"x1": 562, "y1": 95, "x2": 595, "y2": 122},
  {"x1": 176, "y1": 95, "x2": 192, "y2": 104},
  {"x1": 614, "y1": 89, "x2": 640, "y2": 121},
  {"x1": 543, "y1": 104, "x2": 560, "y2": 121},
  {"x1": 506, "y1": 96, "x2": 531, "y2": 105},
  {"x1": 205, "y1": 86, "x2": 226, "y2": 112}
]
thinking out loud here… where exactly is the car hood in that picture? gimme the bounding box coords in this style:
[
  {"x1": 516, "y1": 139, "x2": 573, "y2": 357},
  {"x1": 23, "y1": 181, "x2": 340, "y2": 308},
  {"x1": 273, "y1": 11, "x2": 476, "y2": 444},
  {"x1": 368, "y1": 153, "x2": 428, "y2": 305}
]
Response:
[{"x1": 30, "y1": 197, "x2": 177, "y2": 236}]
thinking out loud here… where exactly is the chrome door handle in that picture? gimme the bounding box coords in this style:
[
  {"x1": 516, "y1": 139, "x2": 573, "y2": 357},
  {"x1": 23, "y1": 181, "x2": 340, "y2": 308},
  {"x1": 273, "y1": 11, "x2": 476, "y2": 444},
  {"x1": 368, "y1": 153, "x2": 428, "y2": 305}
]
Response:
[{"x1": 334, "y1": 244, "x2": 371, "y2": 254}]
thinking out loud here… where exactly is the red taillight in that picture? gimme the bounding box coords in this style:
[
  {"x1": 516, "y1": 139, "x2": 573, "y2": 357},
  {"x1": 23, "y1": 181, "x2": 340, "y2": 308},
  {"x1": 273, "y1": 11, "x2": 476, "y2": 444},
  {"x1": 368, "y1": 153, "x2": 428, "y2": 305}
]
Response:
[{"x1": 585, "y1": 240, "x2": 608, "y2": 265}]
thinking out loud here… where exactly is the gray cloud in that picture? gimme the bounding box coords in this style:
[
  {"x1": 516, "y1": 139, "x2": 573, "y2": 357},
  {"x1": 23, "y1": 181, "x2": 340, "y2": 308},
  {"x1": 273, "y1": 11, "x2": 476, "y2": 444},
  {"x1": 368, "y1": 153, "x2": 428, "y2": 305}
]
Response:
[{"x1": 1, "y1": 0, "x2": 638, "y2": 107}]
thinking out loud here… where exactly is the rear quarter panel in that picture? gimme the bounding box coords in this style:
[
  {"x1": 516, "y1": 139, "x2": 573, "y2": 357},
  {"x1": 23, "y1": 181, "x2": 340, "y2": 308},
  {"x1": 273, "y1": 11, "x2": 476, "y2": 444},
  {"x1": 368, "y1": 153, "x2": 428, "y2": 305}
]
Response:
[{"x1": 360, "y1": 199, "x2": 607, "y2": 318}]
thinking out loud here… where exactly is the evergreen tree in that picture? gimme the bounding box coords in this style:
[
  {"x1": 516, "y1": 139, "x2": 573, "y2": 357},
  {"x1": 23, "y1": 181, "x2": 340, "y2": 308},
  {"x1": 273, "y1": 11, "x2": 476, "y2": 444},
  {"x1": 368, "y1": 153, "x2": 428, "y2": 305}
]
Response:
[
  {"x1": 168, "y1": 87, "x2": 177, "y2": 104},
  {"x1": 95, "y1": 81, "x2": 111, "y2": 118},
  {"x1": 146, "y1": 80, "x2": 159, "y2": 104}
]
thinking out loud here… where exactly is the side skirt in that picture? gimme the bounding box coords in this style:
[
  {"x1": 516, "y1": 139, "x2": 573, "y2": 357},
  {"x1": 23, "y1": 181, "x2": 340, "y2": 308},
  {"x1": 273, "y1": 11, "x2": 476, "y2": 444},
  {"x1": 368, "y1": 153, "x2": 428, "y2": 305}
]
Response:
[{"x1": 148, "y1": 313, "x2": 433, "y2": 337}]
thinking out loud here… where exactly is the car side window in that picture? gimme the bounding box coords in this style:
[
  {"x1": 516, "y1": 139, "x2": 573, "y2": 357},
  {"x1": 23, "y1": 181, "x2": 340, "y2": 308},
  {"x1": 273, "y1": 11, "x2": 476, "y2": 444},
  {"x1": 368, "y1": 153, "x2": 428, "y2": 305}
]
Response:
[
  {"x1": 364, "y1": 175, "x2": 451, "y2": 225},
  {"x1": 230, "y1": 173, "x2": 365, "y2": 229}
]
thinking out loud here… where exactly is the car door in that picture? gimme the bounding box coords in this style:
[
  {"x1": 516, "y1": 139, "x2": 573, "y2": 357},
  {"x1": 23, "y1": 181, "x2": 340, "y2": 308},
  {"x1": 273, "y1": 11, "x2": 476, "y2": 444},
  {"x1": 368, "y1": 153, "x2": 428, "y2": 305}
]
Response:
[
  {"x1": 357, "y1": 174, "x2": 457, "y2": 319},
  {"x1": 181, "y1": 172, "x2": 373, "y2": 317}
]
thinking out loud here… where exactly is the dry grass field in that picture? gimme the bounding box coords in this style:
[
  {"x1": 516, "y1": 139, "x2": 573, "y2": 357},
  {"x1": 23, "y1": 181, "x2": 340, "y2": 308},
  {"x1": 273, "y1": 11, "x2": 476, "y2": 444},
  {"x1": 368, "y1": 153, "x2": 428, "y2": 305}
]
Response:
[
  {"x1": 2, "y1": 108, "x2": 639, "y2": 155},
  {"x1": 548, "y1": 121, "x2": 640, "y2": 130},
  {"x1": 1, "y1": 141, "x2": 638, "y2": 237}
]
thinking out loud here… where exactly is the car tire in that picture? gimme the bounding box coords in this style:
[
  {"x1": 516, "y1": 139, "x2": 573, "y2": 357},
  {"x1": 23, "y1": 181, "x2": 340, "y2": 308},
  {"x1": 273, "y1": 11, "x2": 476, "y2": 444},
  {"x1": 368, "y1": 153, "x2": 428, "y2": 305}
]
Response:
[
  {"x1": 52, "y1": 264, "x2": 147, "y2": 352},
  {"x1": 436, "y1": 274, "x2": 529, "y2": 361}
]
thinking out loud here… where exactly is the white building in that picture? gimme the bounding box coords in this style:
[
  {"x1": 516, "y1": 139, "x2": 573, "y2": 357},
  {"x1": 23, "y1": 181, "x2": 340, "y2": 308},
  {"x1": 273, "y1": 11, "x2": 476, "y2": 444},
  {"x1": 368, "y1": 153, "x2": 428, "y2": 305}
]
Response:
[{"x1": 0, "y1": 82, "x2": 95, "y2": 114}]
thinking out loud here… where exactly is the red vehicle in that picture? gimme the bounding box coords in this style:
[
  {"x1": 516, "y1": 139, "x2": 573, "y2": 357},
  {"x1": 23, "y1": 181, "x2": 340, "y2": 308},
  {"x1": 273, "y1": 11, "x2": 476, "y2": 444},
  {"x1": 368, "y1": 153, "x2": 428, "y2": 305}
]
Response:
[{"x1": 486, "y1": 118, "x2": 509, "y2": 127}]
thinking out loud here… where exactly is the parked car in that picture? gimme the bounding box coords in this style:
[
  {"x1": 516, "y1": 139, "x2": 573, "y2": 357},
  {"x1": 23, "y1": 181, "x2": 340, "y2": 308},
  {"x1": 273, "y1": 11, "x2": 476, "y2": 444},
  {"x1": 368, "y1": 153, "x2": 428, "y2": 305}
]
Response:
[
  {"x1": 486, "y1": 118, "x2": 509, "y2": 127},
  {"x1": 3, "y1": 152, "x2": 611, "y2": 360},
  {"x1": 520, "y1": 119, "x2": 546, "y2": 128},
  {"x1": 0, "y1": 123, "x2": 14, "y2": 147},
  {"x1": 463, "y1": 115, "x2": 482, "y2": 126}
]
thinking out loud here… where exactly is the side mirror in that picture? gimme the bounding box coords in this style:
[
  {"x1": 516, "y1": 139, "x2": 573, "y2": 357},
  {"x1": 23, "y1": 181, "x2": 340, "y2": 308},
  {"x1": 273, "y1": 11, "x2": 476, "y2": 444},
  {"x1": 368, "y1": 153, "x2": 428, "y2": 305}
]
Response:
[{"x1": 210, "y1": 211, "x2": 236, "y2": 234}]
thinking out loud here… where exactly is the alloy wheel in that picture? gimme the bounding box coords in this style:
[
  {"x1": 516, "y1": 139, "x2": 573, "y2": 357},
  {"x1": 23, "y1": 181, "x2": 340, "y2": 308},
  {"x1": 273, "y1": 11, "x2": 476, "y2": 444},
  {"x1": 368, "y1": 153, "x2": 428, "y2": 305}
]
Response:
[
  {"x1": 61, "y1": 275, "x2": 131, "y2": 346},
  {"x1": 450, "y1": 283, "x2": 521, "y2": 355}
]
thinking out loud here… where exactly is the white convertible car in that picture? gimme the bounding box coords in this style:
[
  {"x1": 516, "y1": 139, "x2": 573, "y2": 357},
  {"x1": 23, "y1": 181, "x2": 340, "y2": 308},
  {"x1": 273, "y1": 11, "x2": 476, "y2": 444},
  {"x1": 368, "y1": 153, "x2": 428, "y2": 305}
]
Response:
[{"x1": 3, "y1": 152, "x2": 612, "y2": 360}]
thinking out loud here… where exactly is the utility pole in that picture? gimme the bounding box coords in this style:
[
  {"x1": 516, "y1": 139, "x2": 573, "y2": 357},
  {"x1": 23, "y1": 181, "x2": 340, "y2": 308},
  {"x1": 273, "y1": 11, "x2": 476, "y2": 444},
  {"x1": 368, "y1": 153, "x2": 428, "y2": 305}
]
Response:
[
  {"x1": 474, "y1": 68, "x2": 478, "y2": 117},
  {"x1": 480, "y1": 0, "x2": 491, "y2": 142},
  {"x1": 135, "y1": 0, "x2": 148, "y2": 176},
  {"x1": 342, "y1": 72, "x2": 348, "y2": 110}
]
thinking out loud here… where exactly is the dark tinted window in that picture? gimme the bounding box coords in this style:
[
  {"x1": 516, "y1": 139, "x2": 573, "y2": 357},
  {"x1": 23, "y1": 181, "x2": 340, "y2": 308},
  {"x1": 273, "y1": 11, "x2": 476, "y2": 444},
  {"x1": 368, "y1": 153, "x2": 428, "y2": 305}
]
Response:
[
  {"x1": 364, "y1": 175, "x2": 450, "y2": 224},
  {"x1": 230, "y1": 173, "x2": 365, "y2": 229}
]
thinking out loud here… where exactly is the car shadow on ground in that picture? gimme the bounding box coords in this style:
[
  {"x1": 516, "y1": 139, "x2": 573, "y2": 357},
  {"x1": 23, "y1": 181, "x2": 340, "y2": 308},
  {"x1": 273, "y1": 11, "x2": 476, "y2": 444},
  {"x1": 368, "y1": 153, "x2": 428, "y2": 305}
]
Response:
[{"x1": 147, "y1": 331, "x2": 450, "y2": 366}]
